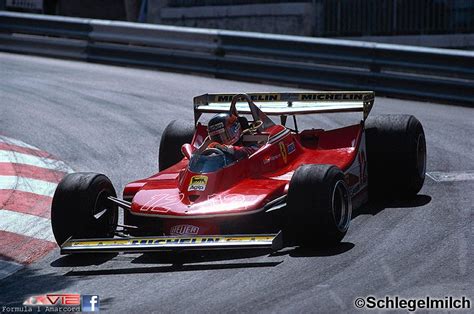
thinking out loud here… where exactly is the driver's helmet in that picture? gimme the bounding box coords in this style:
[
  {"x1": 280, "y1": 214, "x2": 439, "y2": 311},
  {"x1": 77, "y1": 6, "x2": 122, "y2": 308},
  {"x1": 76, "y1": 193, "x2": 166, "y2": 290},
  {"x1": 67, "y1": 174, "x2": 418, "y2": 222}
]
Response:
[{"x1": 208, "y1": 113, "x2": 242, "y2": 145}]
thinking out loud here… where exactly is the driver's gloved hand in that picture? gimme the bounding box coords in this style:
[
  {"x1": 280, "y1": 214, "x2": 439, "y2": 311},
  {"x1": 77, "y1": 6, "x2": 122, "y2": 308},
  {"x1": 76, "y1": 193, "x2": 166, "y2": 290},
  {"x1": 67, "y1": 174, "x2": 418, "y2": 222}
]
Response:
[{"x1": 208, "y1": 142, "x2": 235, "y2": 155}]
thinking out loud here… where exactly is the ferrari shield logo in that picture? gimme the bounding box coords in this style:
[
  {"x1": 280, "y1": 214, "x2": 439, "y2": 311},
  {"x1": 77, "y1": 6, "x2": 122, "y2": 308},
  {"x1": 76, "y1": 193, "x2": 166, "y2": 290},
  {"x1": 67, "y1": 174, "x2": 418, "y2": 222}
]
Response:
[
  {"x1": 279, "y1": 142, "x2": 288, "y2": 164},
  {"x1": 188, "y1": 175, "x2": 208, "y2": 191}
]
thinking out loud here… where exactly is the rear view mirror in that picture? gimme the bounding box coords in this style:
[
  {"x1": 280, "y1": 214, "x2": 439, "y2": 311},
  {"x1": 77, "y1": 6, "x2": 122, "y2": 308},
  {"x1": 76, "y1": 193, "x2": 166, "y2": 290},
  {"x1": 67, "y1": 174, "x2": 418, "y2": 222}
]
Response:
[{"x1": 181, "y1": 143, "x2": 194, "y2": 159}]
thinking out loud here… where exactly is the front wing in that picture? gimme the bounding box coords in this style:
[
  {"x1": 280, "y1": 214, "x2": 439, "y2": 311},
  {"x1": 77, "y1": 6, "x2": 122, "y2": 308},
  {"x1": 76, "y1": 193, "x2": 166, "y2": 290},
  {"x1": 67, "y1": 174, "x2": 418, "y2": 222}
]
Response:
[{"x1": 60, "y1": 232, "x2": 283, "y2": 254}]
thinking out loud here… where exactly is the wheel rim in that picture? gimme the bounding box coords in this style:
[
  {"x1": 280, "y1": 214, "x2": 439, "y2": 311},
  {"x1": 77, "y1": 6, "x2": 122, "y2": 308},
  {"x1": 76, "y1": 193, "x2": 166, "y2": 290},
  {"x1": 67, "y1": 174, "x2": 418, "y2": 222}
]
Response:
[
  {"x1": 93, "y1": 190, "x2": 116, "y2": 235},
  {"x1": 331, "y1": 180, "x2": 352, "y2": 232},
  {"x1": 93, "y1": 190, "x2": 109, "y2": 219},
  {"x1": 416, "y1": 133, "x2": 426, "y2": 178}
]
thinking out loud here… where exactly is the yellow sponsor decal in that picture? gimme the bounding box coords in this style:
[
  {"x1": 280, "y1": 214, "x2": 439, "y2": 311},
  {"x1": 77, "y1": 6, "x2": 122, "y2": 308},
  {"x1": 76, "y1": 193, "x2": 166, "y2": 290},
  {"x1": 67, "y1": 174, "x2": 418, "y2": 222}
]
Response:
[
  {"x1": 188, "y1": 175, "x2": 208, "y2": 191},
  {"x1": 279, "y1": 142, "x2": 288, "y2": 164},
  {"x1": 131, "y1": 237, "x2": 222, "y2": 245},
  {"x1": 127, "y1": 236, "x2": 275, "y2": 245},
  {"x1": 66, "y1": 235, "x2": 275, "y2": 247},
  {"x1": 69, "y1": 239, "x2": 131, "y2": 247},
  {"x1": 224, "y1": 236, "x2": 274, "y2": 242}
]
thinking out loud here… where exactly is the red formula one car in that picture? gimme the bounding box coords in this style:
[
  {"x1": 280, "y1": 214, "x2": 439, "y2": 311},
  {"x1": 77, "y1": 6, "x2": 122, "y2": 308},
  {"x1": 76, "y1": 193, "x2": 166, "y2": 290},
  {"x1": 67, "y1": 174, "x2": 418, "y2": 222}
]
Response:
[{"x1": 51, "y1": 91, "x2": 426, "y2": 254}]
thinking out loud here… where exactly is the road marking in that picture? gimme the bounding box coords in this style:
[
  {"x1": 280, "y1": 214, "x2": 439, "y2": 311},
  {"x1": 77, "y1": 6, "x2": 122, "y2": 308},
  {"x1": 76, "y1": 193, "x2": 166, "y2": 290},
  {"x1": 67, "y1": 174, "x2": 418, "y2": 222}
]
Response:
[
  {"x1": 0, "y1": 136, "x2": 39, "y2": 150},
  {"x1": 0, "y1": 230, "x2": 57, "y2": 266},
  {"x1": 426, "y1": 171, "x2": 474, "y2": 182},
  {"x1": 0, "y1": 150, "x2": 72, "y2": 173},
  {"x1": 0, "y1": 136, "x2": 72, "y2": 279},
  {"x1": 0, "y1": 142, "x2": 57, "y2": 159},
  {"x1": 0, "y1": 209, "x2": 55, "y2": 242},
  {"x1": 0, "y1": 190, "x2": 53, "y2": 219},
  {"x1": 0, "y1": 176, "x2": 58, "y2": 197},
  {"x1": 0, "y1": 162, "x2": 66, "y2": 183}
]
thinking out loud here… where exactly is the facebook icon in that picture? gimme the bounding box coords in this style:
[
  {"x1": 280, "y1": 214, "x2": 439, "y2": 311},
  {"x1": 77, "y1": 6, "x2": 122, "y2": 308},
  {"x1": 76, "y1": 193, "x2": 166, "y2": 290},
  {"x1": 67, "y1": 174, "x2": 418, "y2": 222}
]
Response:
[{"x1": 82, "y1": 295, "x2": 100, "y2": 312}]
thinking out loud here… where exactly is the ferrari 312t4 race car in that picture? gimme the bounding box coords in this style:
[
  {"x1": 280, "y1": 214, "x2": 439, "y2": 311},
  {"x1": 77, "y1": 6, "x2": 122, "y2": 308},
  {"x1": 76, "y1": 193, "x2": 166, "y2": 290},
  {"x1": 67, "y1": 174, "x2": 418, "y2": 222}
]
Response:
[{"x1": 51, "y1": 91, "x2": 426, "y2": 254}]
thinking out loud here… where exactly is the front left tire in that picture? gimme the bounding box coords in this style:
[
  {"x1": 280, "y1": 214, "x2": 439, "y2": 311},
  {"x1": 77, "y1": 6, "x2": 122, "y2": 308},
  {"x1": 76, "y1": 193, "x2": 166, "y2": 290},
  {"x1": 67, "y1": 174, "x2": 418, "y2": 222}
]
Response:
[{"x1": 284, "y1": 164, "x2": 352, "y2": 247}]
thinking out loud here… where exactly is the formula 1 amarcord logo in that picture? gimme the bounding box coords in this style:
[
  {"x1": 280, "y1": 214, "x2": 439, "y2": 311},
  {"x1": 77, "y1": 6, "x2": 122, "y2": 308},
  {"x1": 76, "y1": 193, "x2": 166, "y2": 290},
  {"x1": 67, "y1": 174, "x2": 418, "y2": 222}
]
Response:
[
  {"x1": 22, "y1": 293, "x2": 100, "y2": 312},
  {"x1": 354, "y1": 296, "x2": 471, "y2": 311}
]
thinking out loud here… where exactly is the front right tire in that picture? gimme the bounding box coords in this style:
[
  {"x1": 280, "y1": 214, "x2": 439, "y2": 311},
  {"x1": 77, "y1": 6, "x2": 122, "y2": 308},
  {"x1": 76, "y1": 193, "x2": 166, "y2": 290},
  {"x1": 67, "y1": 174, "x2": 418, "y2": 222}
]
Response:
[{"x1": 51, "y1": 172, "x2": 118, "y2": 246}]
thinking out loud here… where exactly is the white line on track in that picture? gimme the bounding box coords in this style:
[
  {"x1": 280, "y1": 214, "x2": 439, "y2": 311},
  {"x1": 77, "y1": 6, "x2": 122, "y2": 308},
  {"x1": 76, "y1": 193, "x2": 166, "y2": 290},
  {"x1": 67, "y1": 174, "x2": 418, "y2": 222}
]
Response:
[
  {"x1": 0, "y1": 209, "x2": 55, "y2": 242},
  {"x1": 0, "y1": 176, "x2": 58, "y2": 197},
  {"x1": 426, "y1": 171, "x2": 474, "y2": 182},
  {"x1": 0, "y1": 150, "x2": 73, "y2": 173},
  {"x1": 0, "y1": 136, "x2": 40, "y2": 151}
]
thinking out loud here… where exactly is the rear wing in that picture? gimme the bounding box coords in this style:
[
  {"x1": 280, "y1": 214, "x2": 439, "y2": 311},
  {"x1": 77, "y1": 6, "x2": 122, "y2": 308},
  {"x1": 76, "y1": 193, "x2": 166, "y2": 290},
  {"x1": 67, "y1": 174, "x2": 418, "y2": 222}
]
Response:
[{"x1": 193, "y1": 91, "x2": 375, "y2": 122}]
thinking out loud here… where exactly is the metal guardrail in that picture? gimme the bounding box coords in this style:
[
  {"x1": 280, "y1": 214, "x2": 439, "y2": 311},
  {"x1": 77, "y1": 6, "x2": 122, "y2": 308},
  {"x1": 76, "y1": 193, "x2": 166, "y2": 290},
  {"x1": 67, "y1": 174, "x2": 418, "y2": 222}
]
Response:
[{"x1": 0, "y1": 12, "x2": 473, "y2": 106}]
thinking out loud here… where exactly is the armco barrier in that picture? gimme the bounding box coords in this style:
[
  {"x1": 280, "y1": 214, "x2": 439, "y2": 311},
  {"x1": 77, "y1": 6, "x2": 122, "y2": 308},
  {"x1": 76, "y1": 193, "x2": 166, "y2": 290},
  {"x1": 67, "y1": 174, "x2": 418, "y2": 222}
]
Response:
[{"x1": 0, "y1": 12, "x2": 472, "y2": 106}]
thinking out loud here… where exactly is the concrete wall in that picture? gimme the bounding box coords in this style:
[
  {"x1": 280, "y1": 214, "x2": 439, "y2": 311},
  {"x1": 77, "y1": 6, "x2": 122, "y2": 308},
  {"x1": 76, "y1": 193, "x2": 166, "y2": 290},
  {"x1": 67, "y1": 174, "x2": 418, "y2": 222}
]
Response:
[
  {"x1": 148, "y1": 1, "x2": 319, "y2": 36},
  {"x1": 57, "y1": 0, "x2": 126, "y2": 20}
]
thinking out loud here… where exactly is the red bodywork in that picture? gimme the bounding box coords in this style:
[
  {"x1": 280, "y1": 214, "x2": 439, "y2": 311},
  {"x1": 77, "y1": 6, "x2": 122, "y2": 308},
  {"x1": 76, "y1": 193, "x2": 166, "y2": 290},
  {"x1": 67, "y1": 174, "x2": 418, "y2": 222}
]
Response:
[{"x1": 123, "y1": 121, "x2": 369, "y2": 236}]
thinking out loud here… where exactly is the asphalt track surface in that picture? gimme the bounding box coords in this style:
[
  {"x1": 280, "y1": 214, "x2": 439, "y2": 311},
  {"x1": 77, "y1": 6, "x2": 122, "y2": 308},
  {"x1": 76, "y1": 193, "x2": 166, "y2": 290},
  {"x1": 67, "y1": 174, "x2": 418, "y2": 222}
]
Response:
[{"x1": 0, "y1": 52, "x2": 472, "y2": 313}]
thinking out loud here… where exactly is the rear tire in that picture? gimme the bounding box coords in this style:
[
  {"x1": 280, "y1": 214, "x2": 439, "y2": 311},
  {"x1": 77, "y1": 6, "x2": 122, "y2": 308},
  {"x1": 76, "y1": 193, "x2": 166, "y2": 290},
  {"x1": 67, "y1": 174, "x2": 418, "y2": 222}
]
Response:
[
  {"x1": 284, "y1": 165, "x2": 352, "y2": 247},
  {"x1": 51, "y1": 173, "x2": 118, "y2": 246},
  {"x1": 159, "y1": 120, "x2": 194, "y2": 171},
  {"x1": 365, "y1": 115, "x2": 426, "y2": 199}
]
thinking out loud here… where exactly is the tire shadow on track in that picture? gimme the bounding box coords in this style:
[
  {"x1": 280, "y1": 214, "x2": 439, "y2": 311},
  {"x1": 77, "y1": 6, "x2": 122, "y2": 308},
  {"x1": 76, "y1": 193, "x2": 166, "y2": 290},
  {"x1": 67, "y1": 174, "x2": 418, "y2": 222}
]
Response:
[
  {"x1": 270, "y1": 242, "x2": 355, "y2": 258},
  {"x1": 51, "y1": 250, "x2": 282, "y2": 276},
  {"x1": 51, "y1": 249, "x2": 272, "y2": 267},
  {"x1": 132, "y1": 249, "x2": 272, "y2": 265},
  {"x1": 50, "y1": 253, "x2": 118, "y2": 267},
  {"x1": 63, "y1": 261, "x2": 282, "y2": 277},
  {"x1": 0, "y1": 265, "x2": 76, "y2": 306},
  {"x1": 353, "y1": 194, "x2": 432, "y2": 217},
  {"x1": 270, "y1": 194, "x2": 431, "y2": 259}
]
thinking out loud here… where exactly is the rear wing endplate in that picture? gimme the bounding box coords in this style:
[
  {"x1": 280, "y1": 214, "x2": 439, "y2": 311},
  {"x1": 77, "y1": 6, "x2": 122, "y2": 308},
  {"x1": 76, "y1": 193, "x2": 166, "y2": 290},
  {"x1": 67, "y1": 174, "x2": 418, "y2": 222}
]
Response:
[
  {"x1": 193, "y1": 91, "x2": 375, "y2": 122},
  {"x1": 60, "y1": 232, "x2": 283, "y2": 254}
]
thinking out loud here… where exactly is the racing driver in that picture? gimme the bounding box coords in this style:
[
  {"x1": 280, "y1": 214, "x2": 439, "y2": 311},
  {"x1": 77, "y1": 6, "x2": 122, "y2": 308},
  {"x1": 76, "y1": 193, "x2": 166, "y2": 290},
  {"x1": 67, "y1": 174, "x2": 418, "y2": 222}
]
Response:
[{"x1": 207, "y1": 113, "x2": 259, "y2": 160}]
